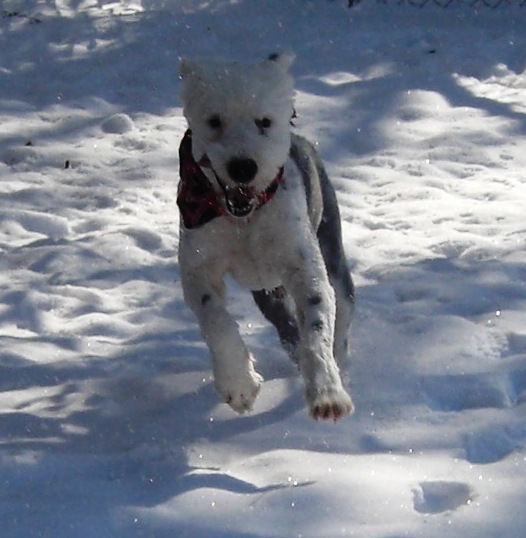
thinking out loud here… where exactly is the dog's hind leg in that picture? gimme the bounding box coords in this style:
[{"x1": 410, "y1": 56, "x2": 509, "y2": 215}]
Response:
[
  {"x1": 252, "y1": 287, "x2": 300, "y2": 362},
  {"x1": 290, "y1": 133, "x2": 354, "y2": 369}
]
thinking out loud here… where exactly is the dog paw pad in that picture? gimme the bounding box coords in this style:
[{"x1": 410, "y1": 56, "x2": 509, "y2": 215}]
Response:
[
  {"x1": 309, "y1": 388, "x2": 354, "y2": 422},
  {"x1": 217, "y1": 371, "x2": 263, "y2": 414}
]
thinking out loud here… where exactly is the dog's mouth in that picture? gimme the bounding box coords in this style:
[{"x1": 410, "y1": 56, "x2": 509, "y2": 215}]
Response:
[
  {"x1": 198, "y1": 155, "x2": 257, "y2": 218},
  {"x1": 195, "y1": 152, "x2": 283, "y2": 220},
  {"x1": 223, "y1": 186, "x2": 257, "y2": 218},
  {"x1": 213, "y1": 169, "x2": 257, "y2": 218}
]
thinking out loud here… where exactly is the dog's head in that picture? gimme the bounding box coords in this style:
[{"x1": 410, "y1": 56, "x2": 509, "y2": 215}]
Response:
[{"x1": 180, "y1": 53, "x2": 295, "y2": 217}]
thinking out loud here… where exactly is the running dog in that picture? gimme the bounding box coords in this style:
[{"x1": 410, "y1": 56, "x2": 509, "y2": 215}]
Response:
[{"x1": 177, "y1": 53, "x2": 355, "y2": 421}]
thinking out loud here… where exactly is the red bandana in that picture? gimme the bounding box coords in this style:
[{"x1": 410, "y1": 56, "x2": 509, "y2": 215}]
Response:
[{"x1": 177, "y1": 130, "x2": 283, "y2": 229}]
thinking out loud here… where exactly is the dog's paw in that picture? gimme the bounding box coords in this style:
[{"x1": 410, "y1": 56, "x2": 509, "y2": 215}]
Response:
[
  {"x1": 307, "y1": 386, "x2": 354, "y2": 422},
  {"x1": 215, "y1": 368, "x2": 263, "y2": 414}
]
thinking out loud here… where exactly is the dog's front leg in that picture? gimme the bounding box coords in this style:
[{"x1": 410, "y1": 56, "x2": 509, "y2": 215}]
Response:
[
  {"x1": 286, "y1": 249, "x2": 354, "y2": 421},
  {"x1": 182, "y1": 272, "x2": 263, "y2": 413}
]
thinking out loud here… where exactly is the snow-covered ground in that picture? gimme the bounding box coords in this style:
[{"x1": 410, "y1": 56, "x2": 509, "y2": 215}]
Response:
[{"x1": 1, "y1": 1, "x2": 526, "y2": 536}]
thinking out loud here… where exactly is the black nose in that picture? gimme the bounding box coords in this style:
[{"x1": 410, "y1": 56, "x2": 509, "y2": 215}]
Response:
[{"x1": 227, "y1": 157, "x2": 258, "y2": 184}]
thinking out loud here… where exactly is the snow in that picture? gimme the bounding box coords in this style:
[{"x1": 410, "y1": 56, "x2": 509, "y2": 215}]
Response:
[{"x1": 1, "y1": 0, "x2": 526, "y2": 536}]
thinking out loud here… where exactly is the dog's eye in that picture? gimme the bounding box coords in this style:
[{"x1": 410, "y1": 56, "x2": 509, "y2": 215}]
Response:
[
  {"x1": 207, "y1": 115, "x2": 222, "y2": 130},
  {"x1": 255, "y1": 117, "x2": 272, "y2": 129},
  {"x1": 255, "y1": 117, "x2": 272, "y2": 134}
]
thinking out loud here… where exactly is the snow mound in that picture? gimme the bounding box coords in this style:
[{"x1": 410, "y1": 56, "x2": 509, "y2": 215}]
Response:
[{"x1": 101, "y1": 113, "x2": 135, "y2": 134}]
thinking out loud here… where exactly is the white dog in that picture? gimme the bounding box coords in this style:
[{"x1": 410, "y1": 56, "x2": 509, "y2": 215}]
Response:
[{"x1": 177, "y1": 53, "x2": 355, "y2": 421}]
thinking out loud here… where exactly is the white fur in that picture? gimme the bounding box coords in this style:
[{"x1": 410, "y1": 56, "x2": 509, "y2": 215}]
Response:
[
  {"x1": 179, "y1": 55, "x2": 353, "y2": 420},
  {"x1": 180, "y1": 55, "x2": 294, "y2": 193}
]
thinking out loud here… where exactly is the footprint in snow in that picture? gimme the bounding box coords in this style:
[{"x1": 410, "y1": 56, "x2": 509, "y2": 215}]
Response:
[
  {"x1": 413, "y1": 481, "x2": 474, "y2": 514},
  {"x1": 422, "y1": 372, "x2": 515, "y2": 412},
  {"x1": 422, "y1": 366, "x2": 526, "y2": 464}
]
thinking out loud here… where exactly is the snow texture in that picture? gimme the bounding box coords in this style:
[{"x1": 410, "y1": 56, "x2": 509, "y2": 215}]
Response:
[{"x1": 1, "y1": 1, "x2": 526, "y2": 537}]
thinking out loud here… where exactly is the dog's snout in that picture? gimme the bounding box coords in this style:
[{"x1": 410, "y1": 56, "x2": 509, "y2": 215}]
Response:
[{"x1": 227, "y1": 157, "x2": 258, "y2": 184}]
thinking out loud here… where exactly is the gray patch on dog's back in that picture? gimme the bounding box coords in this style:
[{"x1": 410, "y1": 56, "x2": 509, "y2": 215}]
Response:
[
  {"x1": 290, "y1": 133, "x2": 355, "y2": 305},
  {"x1": 289, "y1": 134, "x2": 323, "y2": 229}
]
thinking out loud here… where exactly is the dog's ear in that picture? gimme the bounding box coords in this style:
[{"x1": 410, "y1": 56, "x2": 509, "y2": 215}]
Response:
[{"x1": 266, "y1": 52, "x2": 295, "y2": 71}]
